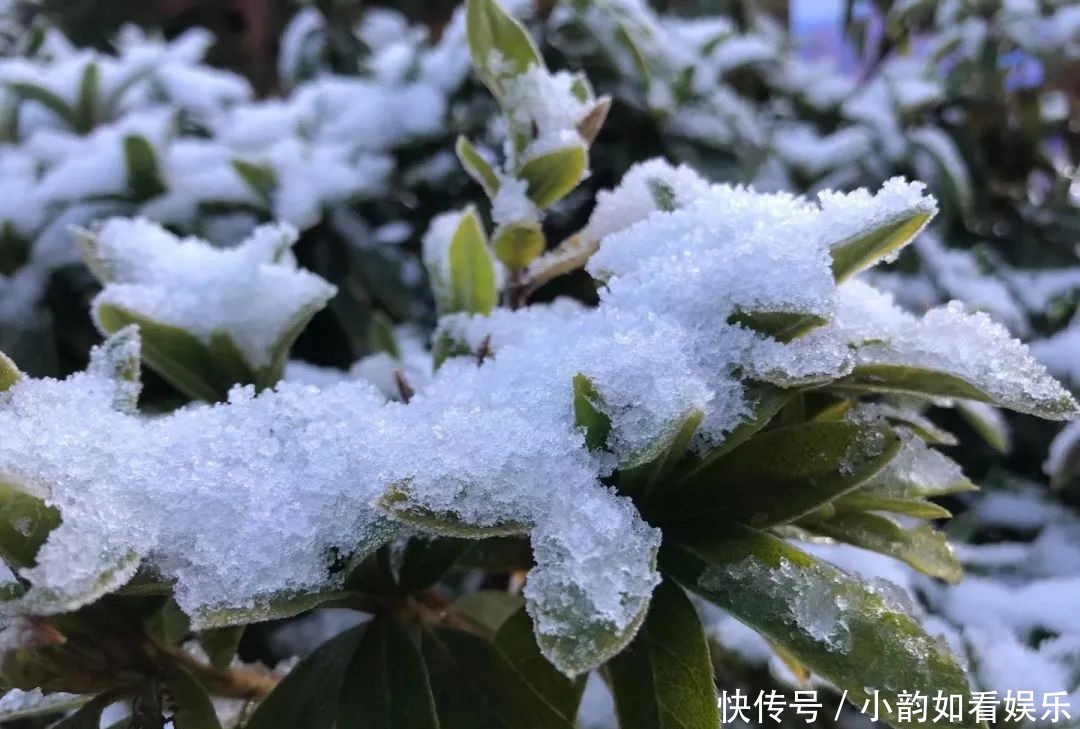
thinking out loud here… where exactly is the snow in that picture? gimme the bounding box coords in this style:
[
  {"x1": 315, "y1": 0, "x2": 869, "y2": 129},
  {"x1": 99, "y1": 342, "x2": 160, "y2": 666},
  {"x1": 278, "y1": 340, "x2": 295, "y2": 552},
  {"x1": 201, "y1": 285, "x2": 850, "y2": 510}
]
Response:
[{"x1": 80, "y1": 219, "x2": 337, "y2": 369}]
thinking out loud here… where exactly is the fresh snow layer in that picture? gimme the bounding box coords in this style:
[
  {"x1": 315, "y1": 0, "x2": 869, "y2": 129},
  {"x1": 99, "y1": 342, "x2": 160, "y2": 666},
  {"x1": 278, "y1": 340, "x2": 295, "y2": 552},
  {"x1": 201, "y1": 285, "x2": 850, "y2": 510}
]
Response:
[{"x1": 0, "y1": 168, "x2": 1073, "y2": 677}]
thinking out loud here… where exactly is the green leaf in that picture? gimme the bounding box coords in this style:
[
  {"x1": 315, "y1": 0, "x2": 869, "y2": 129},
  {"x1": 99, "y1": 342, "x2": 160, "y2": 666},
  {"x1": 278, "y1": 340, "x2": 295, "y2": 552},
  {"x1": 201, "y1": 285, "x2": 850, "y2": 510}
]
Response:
[
  {"x1": 832, "y1": 362, "x2": 1079, "y2": 420},
  {"x1": 671, "y1": 384, "x2": 793, "y2": 485},
  {"x1": 661, "y1": 422, "x2": 900, "y2": 527},
  {"x1": 456, "y1": 136, "x2": 501, "y2": 197},
  {"x1": 661, "y1": 523, "x2": 978, "y2": 729},
  {"x1": 163, "y1": 665, "x2": 223, "y2": 729},
  {"x1": 728, "y1": 310, "x2": 828, "y2": 343},
  {"x1": 145, "y1": 598, "x2": 191, "y2": 645},
  {"x1": 606, "y1": 580, "x2": 718, "y2": 729},
  {"x1": 421, "y1": 625, "x2": 577, "y2": 729},
  {"x1": 621, "y1": 409, "x2": 703, "y2": 506},
  {"x1": 367, "y1": 311, "x2": 400, "y2": 360},
  {"x1": 448, "y1": 208, "x2": 498, "y2": 315},
  {"x1": 259, "y1": 296, "x2": 333, "y2": 389},
  {"x1": 245, "y1": 625, "x2": 366, "y2": 729},
  {"x1": 833, "y1": 493, "x2": 951, "y2": 519},
  {"x1": 955, "y1": 400, "x2": 1010, "y2": 454},
  {"x1": 450, "y1": 590, "x2": 525, "y2": 634},
  {"x1": 232, "y1": 159, "x2": 277, "y2": 206},
  {"x1": 805, "y1": 511, "x2": 962, "y2": 583},
  {"x1": 494, "y1": 609, "x2": 585, "y2": 719},
  {"x1": 208, "y1": 331, "x2": 257, "y2": 392},
  {"x1": 338, "y1": 617, "x2": 439, "y2": 729},
  {"x1": 829, "y1": 210, "x2": 933, "y2": 283},
  {"x1": 199, "y1": 626, "x2": 245, "y2": 670},
  {"x1": 94, "y1": 303, "x2": 225, "y2": 403},
  {"x1": 519, "y1": 145, "x2": 588, "y2": 209},
  {"x1": 573, "y1": 373, "x2": 611, "y2": 451},
  {"x1": 0, "y1": 350, "x2": 21, "y2": 392},
  {"x1": 123, "y1": 135, "x2": 167, "y2": 202},
  {"x1": 647, "y1": 178, "x2": 677, "y2": 212},
  {"x1": 0, "y1": 481, "x2": 61, "y2": 569},
  {"x1": 8, "y1": 81, "x2": 77, "y2": 129},
  {"x1": 75, "y1": 62, "x2": 100, "y2": 132},
  {"x1": 466, "y1": 0, "x2": 542, "y2": 96},
  {"x1": 379, "y1": 482, "x2": 528, "y2": 538},
  {"x1": 399, "y1": 536, "x2": 471, "y2": 592},
  {"x1": 190, "y1": 590, "x2": 359, "y2": 631},
  {"x1": 493, "y1": 221, "x2": 546, "y2": 270}
]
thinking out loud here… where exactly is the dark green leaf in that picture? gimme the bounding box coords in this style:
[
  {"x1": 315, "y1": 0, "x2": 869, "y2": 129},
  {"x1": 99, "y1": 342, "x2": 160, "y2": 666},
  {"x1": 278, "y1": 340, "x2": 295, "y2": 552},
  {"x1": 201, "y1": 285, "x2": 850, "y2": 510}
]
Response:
[
  {"x1": 75, "y1": 62, "x2": 100, "y2": 132},
  {"x1": 833, "y1": 493, "x2": 952, "y2": 519},
  {"x1": 338, "y1": 617, "x2": 439, "y2": 729},
  {"x1": 421, "y1": 625, "x2": 576, "y2": 729},
  {"x1": 728, "y1": 310, "x2": 828, "y2": 343},
  {"x1": 829, "y1": 210, "x2": 932, "y2": 283},
  {"x1": 163, "y1": 665, "x2": 223, "y2": 729},
  {"x1": 380, "y1": 483, "x2": 528, "y2": 538},
  {"x1": 519, "y1": 145, "x2": 587, "y2": 209},
  {"x1": 245, "y1": 625, "x2": 366, "y2": 729},
  {"x1": 671, "y1": 384, "x2": 793, "y2": 485},
  {"x1": 123, "y1": 135, "x2": 167, "y2": 202},
  {"x1": 494, "y1": 609, "x2": 585, "y2": 719},
  {"x1": 199, "y1": 626, "x2": 245, "y2": 670},
  {"x1": 621, "y1": 409, "x2": 703, "y2": 506},
  {"x1": 207, "y1": 331, "x2": 257, "y2": 391},
  {"x1": 145, "y1": 598, "x2": 190, "y2": 645},
  {"x1": 607, "y1": 581, "x2": 718, "y2": 729},
  {"x1": 661, "y1": 523, "x2": 978, "y2": 729},
  {"x1": 191, "y1": 590, "x2": 360, "y2": 631},
  {"x1": 805, "y1": 511, "x2": 962, "y2": 583},
  {"x1": 8, "y1": 81, "x2": 77, "y2": 128},
  {"x1": 662, "y1": 422, "x2": 900, "y2": 527},
  {"x1": 399, "y1": 536, "x2": 471, "y2": 592},
  {"x1": 573, "y1": 373, "x2": 611, "y2": 452}
]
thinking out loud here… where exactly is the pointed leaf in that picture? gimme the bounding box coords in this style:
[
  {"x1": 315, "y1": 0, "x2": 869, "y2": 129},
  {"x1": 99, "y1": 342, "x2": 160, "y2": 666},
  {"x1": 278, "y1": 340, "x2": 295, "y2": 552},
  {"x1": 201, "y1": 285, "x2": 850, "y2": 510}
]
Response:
[
  {"x1": 245, "y1": 625, "x2": 365, "y2": 729},
  {"x1": 123, "y1": 135, "x2": 167, "y2": 202},
  {"x1": 494, "y1": 609, "x2": 585, "y2": 719},
  {"x1": 448, "y1": 208, "x2": 497, "y2": 316},
  {"x1": 621, "y1": 409, "x2": 703, "y2": 505},
  {"x1": 163, "y1": 665, "x2": 223, "y2": 729},
  {"x1": 577, "y1": 97, "x2": 611, "y2": 146},
  {"x1": 456, "y1": 136, "x2": 501, "y2": 197},
  {"x1": 75, "y1": 62, "x2": 100, "y2": 132},
  {"x1": 573, "y1": 373, "x2": 611, "y2": 451},
  {"x1": 829, "y1": 210, "x2": 933, "y2": 283},
  {"x1": 232, "y1": 159, "x2": 277, "y2": 206},
  {"x1": 662, "y1": 423, "x2": 900, "y2": 527},
  {"x1": 466, "y1": 0, "x2": 542, "y2": 96},
  {"x1": 367, "y1": 311, "x2": 400, "y2": 360},
  {"x1": 421, "y1": 626, "x2": 577, "y2": 729},
  {"x1": 606, "y1": 580, "x2": 719, "y2": 729},
  {"x1": 833, "y1": 493, "x2": 951, "y2": 519},
  {"x1": 519, "y1": 145, "x2": 588, "y2": 209},
  {"x1": 955, "y1": 399, "x2": 1010, "y2": 454},
  {"x1": 207, "y1": 331, "x2": 257, "y2": 391},
  {"x1": 8, "y1": 82, "x2": 77, "y2": 128},
  {"x1": 661, "y1": 523, "x2": 978, "y2": 729},
  {"x1": 729, "y1": 310, "x2": 828, "y2": 343},
  {"x1": 806, "y1": 511, "x2": 962, "y2": 583},
  {"x1": 337, "y1": 617, "x2": 439, "y2": 729},
  {"x1": 380, "y1": 482, "x2": 528, "y2": 538},
  {"x1": 199, "y1": 626, "x2": 245, "y2": 670},
  {"x1": 671, "y1": 384, "x2": 793, "y2": 486}
]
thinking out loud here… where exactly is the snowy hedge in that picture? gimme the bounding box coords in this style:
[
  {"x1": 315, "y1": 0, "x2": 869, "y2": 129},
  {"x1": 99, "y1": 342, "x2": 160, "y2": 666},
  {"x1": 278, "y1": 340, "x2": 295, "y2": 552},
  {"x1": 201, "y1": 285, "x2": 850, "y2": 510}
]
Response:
[{"x1": 0, "y1": 0, "x2": 1078, "y2": 728}]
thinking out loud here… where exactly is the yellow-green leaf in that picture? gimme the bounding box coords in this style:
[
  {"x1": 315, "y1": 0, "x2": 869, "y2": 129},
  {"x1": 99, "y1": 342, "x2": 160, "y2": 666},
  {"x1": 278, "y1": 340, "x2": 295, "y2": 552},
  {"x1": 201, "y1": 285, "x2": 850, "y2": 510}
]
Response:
[
  {"x1": 448, "y1": 208, "x2": 497, "y2": 315},
  {"x1": 456, "y1": 136, "x2": 501, "y2": 197},
  {"x1": 493, "y1": 221, "x2": 546, "y2": 270},
  {"x1": 0, "y1": 350, "x2": 20, "y2": 392},
  {"x1": 465, "y1": 0, "x2": 542, "y2": 96},
  {"x1": 573, "y1": 373, "x2": 611, "y2": 452},
  {"x1": 123, "y1": 134, "x2": 167, "y2": 202},
  {"x1": 829, "y1": 210, "x2": 933, "y2": 283},
  {"x1": 0, "y1": 482, "x2": 60, "y2": 569},
  {"x1": 519, "y1": 145, "x2": 588, "y2": 209}
]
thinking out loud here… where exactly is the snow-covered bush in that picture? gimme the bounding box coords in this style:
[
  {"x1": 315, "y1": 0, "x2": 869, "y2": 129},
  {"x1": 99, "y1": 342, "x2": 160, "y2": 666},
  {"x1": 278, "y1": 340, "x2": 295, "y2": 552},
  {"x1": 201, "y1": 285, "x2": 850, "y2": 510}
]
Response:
[{"x1": 0, "y1": 1, "x2": 1076, "y2": 727}]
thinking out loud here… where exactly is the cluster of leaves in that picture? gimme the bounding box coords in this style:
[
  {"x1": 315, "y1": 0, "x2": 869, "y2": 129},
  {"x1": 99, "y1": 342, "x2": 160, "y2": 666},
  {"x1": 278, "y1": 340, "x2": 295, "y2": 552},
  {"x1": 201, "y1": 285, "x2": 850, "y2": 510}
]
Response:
[{"x1": 0, "y1": 1, "x2": 1076, "y2": 728}]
